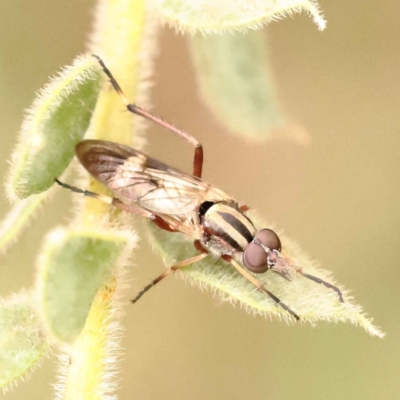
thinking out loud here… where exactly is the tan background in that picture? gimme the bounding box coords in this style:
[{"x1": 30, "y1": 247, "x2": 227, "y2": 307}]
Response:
[{"x1": 1, "y1": 1, "x2": 399, "y2": 399}]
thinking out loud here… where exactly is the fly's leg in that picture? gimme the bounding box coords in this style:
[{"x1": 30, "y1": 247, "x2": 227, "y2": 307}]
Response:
[
  {"x1": 194, "y1": 239, "x2": 209, "y2": 254},
  {"x1": 57, "y1": 176, "x2": 209, "y2": 302},
  {"x1": 131, "y1": 252, "x2": 208, "y2": 303},
  {"x1": 93, "y1": 55, "x2": 204, "y2": 179},
  {"x1": 56, "y1": 178, "x2": 183, "y2": 233},
  {"x1": 294, "y1": 266, "x2": 344, "y2": 302},
  {"x1": 125, "y1": 103, "x2": 203, "y2": 178},
  {"x1": 279, "y1": 252, "x2": 344, "y2": 302},
  {"x1": 223, "y1": 255, "x2": 300, "y2": 321},
  {"x1": 55, "y1": 178, "x2": 155, "y2": 220}
]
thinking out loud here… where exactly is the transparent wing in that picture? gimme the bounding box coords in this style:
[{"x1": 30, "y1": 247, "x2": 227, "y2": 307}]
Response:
[{"x1": 76, "y1": 140, "x2": 233, "y2": 215}]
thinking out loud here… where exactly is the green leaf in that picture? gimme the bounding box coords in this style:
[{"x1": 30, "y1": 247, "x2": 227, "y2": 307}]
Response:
[
  {"x1": 190, "y1": 30, "x2": 285, "y2": 141},
  {"x1": 7, "y1": 54, "x2": 102, "y2": 201},
  {"x1": 146, "y1": 214, "x2": 384, "y2": 337},
  {"x1": 153, "y1": 0, "x2": 326, "y2": 33},
  {"x1": 38, "y1": 227, "x2": 131, "y2": 345},
  {"x1": 0, "y1": 291, "x2": 48, "y2": 390}
]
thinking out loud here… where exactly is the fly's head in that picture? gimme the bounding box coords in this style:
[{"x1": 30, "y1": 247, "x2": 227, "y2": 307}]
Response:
[{"x1": 242, "y1": 229, "x2": 292, "y2": 279}]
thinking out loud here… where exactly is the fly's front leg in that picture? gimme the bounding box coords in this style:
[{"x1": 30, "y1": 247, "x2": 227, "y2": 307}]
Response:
[
  {"x1": 223, "y1": 255, "x2": 300, "y2": 321},
  {"x1": 93, "y1": 55, "x2": 204, "y2": 178},
  {"x1": 275, "y1": 251, "x2": 343, "y2": 302},
  {"x1": 294, "y1": 265, "x2": 344, "y2": 302}
]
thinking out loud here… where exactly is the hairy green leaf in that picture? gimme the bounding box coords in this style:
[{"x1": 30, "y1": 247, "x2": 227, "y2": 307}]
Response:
[
  {"x1": 153, "y1": 0, "x2": 326, "y2": 33},
  {"x1": 0, "y1": 291, "x2": 48, "y2": 391},
  {"x1": 147, "y1": 214, "x2": 384, "y2": 337},
  {"x1": 38, "y1": 227, "x2": 132, "y2": 345},
  {"x1": 190, "y1": 30, "x2": 285, "y2": 141},
  {"x1": 7, "y1": 55, "x2": 102, "y2": 201}
]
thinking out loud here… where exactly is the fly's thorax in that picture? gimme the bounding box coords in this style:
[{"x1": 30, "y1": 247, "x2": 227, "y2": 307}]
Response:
[{"x1": 201, "y1": 202, "x2": 257, "y2": 252}]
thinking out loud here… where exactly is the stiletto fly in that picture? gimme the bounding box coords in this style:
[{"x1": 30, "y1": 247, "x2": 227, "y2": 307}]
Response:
[{"x1": 56, "y1": 56, "x2": 343, "y2": 321}]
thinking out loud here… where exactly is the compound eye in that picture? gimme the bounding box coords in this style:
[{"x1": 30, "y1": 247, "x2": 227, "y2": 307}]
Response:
[
  {"x1": 255, "y1": 229, "x2": 282, "y2": 251},
  {"x1": 243, "y1": 243, "x2": 268, "y2": 273}
]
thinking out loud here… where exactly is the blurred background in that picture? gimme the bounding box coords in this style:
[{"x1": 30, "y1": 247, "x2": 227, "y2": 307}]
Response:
[{"x1": 0, "y1": 1, "x2": 399, "y2": 399}]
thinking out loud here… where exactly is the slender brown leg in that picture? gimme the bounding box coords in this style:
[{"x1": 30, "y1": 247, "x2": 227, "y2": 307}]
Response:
[
  {"x1": 224, "y1": 256, "x2": 300, "y2": 321},
  {"x1": 93, "y1": 55, "x2": 204, "y2": 178},
  {"x1": 131, "y1": 252, "x2": 208, "y2": 303}
]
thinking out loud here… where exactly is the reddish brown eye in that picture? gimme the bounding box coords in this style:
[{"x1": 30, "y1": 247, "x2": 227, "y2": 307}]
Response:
[
  {"x1": 243, "y1": 243, "x2": 268, "y2": 273},
  {"x1": 255, "y1": 229, "x2": 281, "y2": 251}
]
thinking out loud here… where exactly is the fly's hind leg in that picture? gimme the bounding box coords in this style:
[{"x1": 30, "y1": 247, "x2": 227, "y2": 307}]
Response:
[
  {"x1": 93, "y1": 55, "x2": 204, "y2": 179},
  {"x1": 54, "y1": 178, "x2": 155, "y2": 220}
]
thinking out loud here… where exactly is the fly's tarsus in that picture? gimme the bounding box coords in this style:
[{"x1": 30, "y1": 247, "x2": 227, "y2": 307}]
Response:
[{"x1": 54, "y1": 178, "x2": 111, "y2": 203}]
